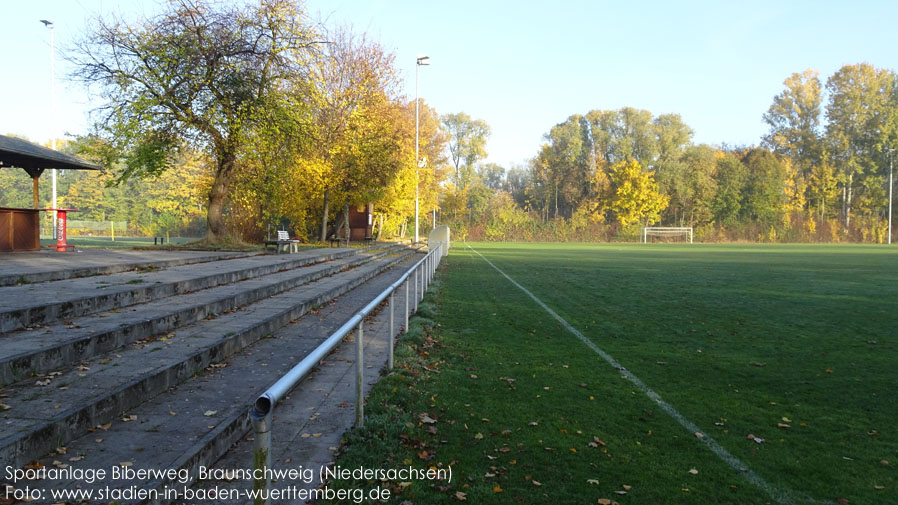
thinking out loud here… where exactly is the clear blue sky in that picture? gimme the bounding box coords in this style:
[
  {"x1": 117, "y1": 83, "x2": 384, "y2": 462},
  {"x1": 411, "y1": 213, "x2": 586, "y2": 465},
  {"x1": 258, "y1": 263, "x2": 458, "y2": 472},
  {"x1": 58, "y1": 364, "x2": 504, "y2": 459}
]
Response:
[{"x1": 3, "y1": 0, "x2": 898, "y2": 168}]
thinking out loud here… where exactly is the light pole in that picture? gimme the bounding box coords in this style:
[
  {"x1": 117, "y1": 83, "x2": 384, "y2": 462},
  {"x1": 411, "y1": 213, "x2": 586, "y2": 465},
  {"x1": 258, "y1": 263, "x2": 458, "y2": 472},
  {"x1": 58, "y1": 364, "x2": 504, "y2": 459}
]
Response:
[
  {"x1": 414, "y1": 55, "x2": 429, "y2": 244},
  {"x1": 41, "y1": 19, "x2": 58, "y2": 239},
  {"x1": 888, "y1": 147, "x2": 895, "y2": 245}
]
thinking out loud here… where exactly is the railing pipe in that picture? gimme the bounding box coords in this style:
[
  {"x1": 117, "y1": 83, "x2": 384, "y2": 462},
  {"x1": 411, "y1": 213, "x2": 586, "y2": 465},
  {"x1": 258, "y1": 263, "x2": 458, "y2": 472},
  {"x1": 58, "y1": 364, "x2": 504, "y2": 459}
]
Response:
[{"x1": 249, "y1": 243, "x2": 443, "y2": 502}]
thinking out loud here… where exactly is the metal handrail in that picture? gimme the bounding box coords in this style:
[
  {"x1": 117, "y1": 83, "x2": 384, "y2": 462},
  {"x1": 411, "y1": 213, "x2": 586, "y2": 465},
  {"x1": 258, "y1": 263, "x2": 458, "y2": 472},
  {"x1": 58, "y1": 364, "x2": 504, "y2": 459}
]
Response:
[{"x1": 248, "y1": 242, "x2": 444, "y2": 504}]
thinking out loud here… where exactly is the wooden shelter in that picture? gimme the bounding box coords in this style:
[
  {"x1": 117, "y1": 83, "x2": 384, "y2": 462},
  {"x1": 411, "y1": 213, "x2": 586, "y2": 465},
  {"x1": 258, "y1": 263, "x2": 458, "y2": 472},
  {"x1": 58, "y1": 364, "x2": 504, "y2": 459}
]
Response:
[
  {"x1": 0, "y1": 135, "x2": 101, "y2": 252},
  {"x1": 348, "y1": 203, "x2": 373, "y2": 241}
]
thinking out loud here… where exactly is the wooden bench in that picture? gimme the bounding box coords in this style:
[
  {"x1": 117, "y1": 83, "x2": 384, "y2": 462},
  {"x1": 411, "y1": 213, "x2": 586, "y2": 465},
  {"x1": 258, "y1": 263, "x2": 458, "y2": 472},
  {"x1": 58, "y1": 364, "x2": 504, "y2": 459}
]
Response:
[
  {"x1": 264, "y1": 230, "x2": 300, "y2": 253},
  {"x1": 327, "y1": 234, "x2": 373, "y2": 247}
]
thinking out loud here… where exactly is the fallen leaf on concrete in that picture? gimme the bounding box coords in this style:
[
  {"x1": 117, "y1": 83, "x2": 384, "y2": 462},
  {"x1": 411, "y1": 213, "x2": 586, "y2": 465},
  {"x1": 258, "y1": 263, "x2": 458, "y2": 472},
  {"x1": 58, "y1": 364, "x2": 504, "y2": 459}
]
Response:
[{"x1": 203, "y1": 410, "x2": 217, "y2": 417}]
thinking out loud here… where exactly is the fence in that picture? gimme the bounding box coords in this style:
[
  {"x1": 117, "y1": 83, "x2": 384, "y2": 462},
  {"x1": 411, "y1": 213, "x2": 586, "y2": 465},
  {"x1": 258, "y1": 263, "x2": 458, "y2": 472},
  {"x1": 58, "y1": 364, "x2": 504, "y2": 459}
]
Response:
[{"x1": 248, "y1": 242, "x2": 445, "y2": 504}]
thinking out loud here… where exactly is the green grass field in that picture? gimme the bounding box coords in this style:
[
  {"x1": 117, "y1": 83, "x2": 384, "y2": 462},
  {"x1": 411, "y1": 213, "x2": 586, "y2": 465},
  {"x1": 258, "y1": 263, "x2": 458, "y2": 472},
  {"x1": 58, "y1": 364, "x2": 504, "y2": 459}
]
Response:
[{"x1": 332, "y1": 243, "x2": 898, "y2": 505}]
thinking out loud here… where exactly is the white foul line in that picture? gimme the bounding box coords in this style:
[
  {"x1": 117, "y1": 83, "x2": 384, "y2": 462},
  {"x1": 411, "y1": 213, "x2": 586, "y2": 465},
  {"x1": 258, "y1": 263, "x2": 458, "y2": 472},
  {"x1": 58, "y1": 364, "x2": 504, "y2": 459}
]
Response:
[{"x1": 465, "y1": 243, "x2": 817, "y2": 505}]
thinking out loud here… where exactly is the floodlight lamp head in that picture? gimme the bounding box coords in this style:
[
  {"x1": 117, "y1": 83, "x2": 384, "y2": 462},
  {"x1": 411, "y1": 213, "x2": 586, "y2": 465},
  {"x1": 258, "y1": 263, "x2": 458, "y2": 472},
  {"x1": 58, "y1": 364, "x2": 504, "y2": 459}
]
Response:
[
  {"x1": 40, "y1": 19, "x2": 54, "y2": 27},
  {"x1": 417, "y1": 55, "x2": 430, "y2": 66},
  {"x1": 418, "y1": 156, "x2": 427, "y2": 168}
]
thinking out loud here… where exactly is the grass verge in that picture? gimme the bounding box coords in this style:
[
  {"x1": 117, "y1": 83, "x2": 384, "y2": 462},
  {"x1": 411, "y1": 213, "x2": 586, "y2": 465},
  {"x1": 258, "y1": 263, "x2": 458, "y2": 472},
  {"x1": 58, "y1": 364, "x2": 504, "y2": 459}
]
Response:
[{"x1": 329, "y1": 243, "x2": 897, "y2": 505}]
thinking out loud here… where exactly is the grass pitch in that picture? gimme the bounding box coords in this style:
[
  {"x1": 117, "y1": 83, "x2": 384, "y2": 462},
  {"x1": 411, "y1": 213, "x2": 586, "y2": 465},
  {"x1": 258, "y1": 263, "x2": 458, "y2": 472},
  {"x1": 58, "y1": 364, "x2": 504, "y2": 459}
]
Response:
[{"x1": 332, "y1": 243, "x2": 897, "y2": 504}]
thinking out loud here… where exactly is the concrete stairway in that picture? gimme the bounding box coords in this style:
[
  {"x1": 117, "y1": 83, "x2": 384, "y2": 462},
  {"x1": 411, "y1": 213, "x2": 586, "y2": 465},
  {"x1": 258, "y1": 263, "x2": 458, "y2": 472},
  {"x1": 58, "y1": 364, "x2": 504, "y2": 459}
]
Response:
[{"x1": 0, "y1": 244, "x2": 420, "y2": 486}]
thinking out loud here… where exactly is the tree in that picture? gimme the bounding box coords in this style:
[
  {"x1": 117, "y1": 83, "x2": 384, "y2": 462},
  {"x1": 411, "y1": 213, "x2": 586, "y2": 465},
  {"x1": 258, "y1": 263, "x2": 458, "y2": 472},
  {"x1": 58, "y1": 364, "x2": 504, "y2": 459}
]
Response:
[
  {"x1": 656, "y1": 145, "x2": 718, "y2": 226},
  {"x1": 808, "y1": 157, "x2": 839, "y2": 217},
  {"x1": 441, "y1": 112, "x2": 490, "y2": 189},
  {"x1": 477, "y1": 163, "x2": 506, "y2": 190},
  {"x1": 742, "y1": 148, "x2": 788, "y2": 225},
  {"x1": 653, "y1": 114, "x2": 694, "y2": 163},
  {"x1": 825, "y1": 63, "x2": 897, "y2": 227},
  {"x1": 584, "y1": 108, "x2": 690, "y2": 168},
  {"x1": 606, "y1": 159, "x2": 668, "y2": 227},
  {"x1": 305, "y1": 26, "x2": 403, "y2": 241},
  {"x1": 535, "y1": 115, "x2": 591, "y2": 218},
  {"x1": 763, "y1": 69, "x2": 823, "y2": 170},
  {"x1": 712, "y1": 152, "x2": 749, "y2": 228},
  {"x1": 504, "y1": 165, "x2": 532, "y2": 209},
  {"x1": 71, "y1": 0, "x2": 317, "y2": 241}
]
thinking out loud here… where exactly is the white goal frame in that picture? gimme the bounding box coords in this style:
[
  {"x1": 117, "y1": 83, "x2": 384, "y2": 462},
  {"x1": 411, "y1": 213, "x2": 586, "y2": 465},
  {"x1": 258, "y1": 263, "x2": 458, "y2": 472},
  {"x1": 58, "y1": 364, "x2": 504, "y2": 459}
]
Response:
[{"x1": 643, "y1": 226, "x2": 693, "y2": 244}]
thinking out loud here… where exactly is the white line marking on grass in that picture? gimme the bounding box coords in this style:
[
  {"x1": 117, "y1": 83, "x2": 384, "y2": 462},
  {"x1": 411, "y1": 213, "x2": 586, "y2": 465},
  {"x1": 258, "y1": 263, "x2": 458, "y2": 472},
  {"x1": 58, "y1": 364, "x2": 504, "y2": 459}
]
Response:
[{"x1": 465, "y1": 243, "x2": 824, "y2": 505}]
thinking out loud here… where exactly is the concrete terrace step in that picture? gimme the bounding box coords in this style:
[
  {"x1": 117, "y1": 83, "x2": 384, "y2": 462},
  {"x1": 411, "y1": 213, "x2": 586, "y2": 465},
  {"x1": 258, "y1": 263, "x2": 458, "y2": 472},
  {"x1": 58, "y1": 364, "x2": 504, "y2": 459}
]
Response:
[
  {"x1": 0, "y1": 250, "x2": 252, "y2": 288},
  {"x1": 0, "y1": 247, "x2": 368, "y2": 333},
  {"x1": 0, "y1": 249, "x2": 417, "y2": 469},
  {"x1": 1, "y1": 252, "x2": 420, "y2": 505},
  {"x1": 0, "y1": 244, "x2": 409, "y2": 386}
]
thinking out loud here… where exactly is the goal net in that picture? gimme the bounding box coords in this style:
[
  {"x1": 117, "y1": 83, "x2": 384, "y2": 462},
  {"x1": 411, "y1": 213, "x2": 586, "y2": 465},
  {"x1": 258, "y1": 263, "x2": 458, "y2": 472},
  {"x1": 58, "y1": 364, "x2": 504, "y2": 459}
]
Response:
[{"x1": 643, "y1": 227, "x2": 693, "y2": 243}]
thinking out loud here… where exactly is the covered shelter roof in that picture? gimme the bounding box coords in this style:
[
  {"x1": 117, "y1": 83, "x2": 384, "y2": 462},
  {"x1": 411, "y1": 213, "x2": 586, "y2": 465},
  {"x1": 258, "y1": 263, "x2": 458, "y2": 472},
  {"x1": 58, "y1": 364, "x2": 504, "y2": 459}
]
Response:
[{"x1": 0, "y1": 134, "x2": 101, "y2": 174}]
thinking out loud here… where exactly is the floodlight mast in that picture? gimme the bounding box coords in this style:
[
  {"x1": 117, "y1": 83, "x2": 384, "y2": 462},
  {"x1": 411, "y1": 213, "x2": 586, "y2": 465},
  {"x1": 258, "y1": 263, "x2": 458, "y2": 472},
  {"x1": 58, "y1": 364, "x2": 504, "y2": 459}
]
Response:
[
  {"x1": 888, "y1": 147, "x2": 895, "y2": 245},
  {"x1": 41, "y1": 19, "x2": 58, "y2": 238},
  {"x1": 415, "y1": 55, "x2": 430, "y2": 244}
]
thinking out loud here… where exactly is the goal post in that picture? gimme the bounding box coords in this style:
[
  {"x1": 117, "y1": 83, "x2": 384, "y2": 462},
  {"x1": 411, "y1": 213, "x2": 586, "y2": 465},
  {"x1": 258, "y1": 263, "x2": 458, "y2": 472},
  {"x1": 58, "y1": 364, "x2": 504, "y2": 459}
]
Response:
[{"x1": 643, "y1": 226, "x2": 693, "y2": 244}]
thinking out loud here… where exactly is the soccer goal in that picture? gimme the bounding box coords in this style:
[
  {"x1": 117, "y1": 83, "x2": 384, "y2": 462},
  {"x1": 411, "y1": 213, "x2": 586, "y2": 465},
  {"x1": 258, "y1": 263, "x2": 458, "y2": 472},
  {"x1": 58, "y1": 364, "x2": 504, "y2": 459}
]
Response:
[{"x1": 643, "y1": 226, "x2": 693, "y2": 243}]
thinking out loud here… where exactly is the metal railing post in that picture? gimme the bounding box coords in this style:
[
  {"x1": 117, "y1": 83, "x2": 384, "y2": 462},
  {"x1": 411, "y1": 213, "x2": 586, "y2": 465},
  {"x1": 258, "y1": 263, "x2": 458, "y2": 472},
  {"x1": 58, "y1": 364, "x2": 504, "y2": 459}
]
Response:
[
  {"x1": 355, "y1": 322, "x2": 364, "y2": 427},
  {"x1": 250, "y1": 410, "x2": 272, "y2": 505},
  {"x1": 404, "y1": 279, "x2": 409, "y2": 332},
  {"x1": 388, "y1": 292, "x2": 394, "y2": 369},
  {"x1": 414, "y1": 266, "x2": 419, "y2": 312}
]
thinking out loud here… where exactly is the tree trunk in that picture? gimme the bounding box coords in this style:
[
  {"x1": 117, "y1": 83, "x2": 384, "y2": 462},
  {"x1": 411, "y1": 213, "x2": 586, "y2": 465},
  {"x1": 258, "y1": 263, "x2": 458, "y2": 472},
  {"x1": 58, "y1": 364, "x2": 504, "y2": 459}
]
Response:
[
  {"x1": 319, "y1": 187, "x2": 330, "y2": 242},
  {"x1": 206, "y1": 153, "x2": 236, "y2": 241},
  {"x1": 554, "y1": 186, "x2": 558, "y2": 219},
  {"x1": 845, "y1": 175, "x2": 853, "y2": 229},
  {"x1": 343, "y1": 203, "x2": 350, "y2": 247}
]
